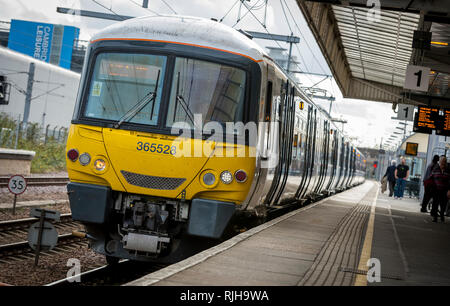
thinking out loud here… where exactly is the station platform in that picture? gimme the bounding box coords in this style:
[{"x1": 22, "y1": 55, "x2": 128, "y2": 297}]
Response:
[{"x1": 126, "y1": 181, "x2": 450, "y2": 286}]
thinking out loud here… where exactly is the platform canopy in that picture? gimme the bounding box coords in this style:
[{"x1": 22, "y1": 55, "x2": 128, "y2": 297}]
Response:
[{"x1": 296, "y1": 0, "x2": 450, "y2": 108}]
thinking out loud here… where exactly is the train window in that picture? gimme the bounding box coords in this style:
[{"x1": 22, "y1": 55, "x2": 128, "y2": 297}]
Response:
[
  {"x1": 293, "y1": 133, "x2": 298, "y2": 159},
  {"x1": 165, "y1": 57, "x2": 246, "y2": 131},
  {"x1": 264, "y1": 81, "x2": 273, "y2": 122},
  {"x1": 84, "y1": 52, "x2": 167, "y2": 125},
  {"x1": 298, "y1": 133, "x2": 302, "y2": 159}
]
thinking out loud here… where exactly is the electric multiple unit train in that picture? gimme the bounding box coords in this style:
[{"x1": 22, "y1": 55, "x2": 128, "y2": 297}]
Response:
[{"x1": 66, "y1": 15, "x2": 366, "y2": 263}]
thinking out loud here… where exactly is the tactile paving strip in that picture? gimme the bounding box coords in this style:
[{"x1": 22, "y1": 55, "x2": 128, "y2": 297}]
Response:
[{"x1": 297, "y1": 184, "x2": 379, "y2": 286}]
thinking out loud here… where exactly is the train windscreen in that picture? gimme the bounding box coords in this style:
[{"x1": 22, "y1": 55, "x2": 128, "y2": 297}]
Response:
[
  {"x1": 83, "y1": 52, "x2": 167, "y2": 126},
  {"x1": 165, "y1": 57, "x2": 246, "y2": 130}
]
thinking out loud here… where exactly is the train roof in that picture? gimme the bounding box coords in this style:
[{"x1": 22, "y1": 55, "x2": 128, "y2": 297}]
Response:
[
  {"x1": 90, "y1": 15, "x2": 267, "y2": 63},
  {"x1": 89, "y1": 15, "x2": 361, "y2": 152}
]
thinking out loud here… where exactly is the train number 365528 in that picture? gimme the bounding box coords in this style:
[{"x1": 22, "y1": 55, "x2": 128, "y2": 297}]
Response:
[{"x1": 137, "y1": 141, "x2": 176, "y2": 155}]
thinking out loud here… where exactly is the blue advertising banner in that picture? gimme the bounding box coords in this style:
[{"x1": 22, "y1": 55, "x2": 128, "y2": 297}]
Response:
[{"x1": 8, "y1": 19, "x2": 79, "y2": 69}]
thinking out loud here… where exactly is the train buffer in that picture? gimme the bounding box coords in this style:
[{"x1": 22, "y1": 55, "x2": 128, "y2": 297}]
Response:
[{"x1": 126, "y1": 181, "x2": 450, "y2": 286}]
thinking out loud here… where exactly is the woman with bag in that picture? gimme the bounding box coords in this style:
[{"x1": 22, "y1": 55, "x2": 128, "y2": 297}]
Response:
[
  {"x1": 421, "y1": 155, "x2": 440, "y2": 212},
  {"x1": 430, "y1": 156, "x2": 450, "y2": 222}
]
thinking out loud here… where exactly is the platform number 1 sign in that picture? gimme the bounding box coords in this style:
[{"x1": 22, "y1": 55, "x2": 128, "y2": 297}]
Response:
[
  {"x1": 397, "y1": 104, "x2": 414, "y2": 121},
  {"x1": 404, "y1": 65, "x2": 430, "y2": 92}
]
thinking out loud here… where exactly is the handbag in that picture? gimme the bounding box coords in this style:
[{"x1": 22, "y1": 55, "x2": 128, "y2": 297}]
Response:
[{"x1": 381, "y1": 176, "x2": 387, "y2": 193}]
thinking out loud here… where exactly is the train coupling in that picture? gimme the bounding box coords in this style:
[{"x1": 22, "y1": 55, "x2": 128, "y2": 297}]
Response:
[{"x1": 72, "y1": 230, "x2": 97, "y2": 240}]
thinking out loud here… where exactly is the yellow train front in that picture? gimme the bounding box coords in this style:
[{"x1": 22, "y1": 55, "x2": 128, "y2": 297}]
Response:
[{"x1": 66, "y1": 16, "x2": 262, "y2": 263}]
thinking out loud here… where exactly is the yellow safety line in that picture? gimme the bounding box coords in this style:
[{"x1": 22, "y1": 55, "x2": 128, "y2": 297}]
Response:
[{"x1": 354, "y1": 184, "x2": 379, "y2": 286}]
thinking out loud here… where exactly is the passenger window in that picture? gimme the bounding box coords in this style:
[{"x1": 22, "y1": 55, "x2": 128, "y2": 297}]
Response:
[
  {"x1": 293, "y1": 133, "x2": 298, "y2": 159},
  {"x1": 264, "y1": 81, "x2": 273, "y2": 122},
  {"x1": 265, "y1": 81, "x2": 273, "y2": 153}
]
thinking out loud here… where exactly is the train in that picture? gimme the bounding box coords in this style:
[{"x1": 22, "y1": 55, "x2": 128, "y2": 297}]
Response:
[{"x1": 65, "y1": 15, "x2": 366, "y2": 263}]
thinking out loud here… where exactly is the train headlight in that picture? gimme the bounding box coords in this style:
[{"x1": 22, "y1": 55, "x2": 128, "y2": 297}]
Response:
[
  {"x1": 94, "y1": 159, "x2": 106, "y2": 171},
  {"x1": 203, "y1": 172, "x2": 216, "y2": 186},
  {"x1": 220, "y1": 171, "x2": 233, "y2": 184},
  {"x1": 79, "y1": 153, "x2": 91, "y2": 166}
]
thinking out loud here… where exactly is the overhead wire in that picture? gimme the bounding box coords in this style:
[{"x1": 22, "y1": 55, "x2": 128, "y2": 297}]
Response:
[
  {"x1": 91, "y1": 0, "x2": 127, "y2": 20},
  {"x1": 281, "y1": 0, "x2": 329, "y2": 75},
  {"x1": 159, "y1": 0, "x2": 177, "y2": 14},
  {"x1": 128, "y1": 0, "x2": 160, "y2": 15},
  {"x1": 232, "y1": 0, "x2": 265, "y2": 28},
  {"x1": 234, "y1": 0, "x2": 309, "y2": 84},
  {"x1": 219, "y1": 0, "x2": 241, "y2": 23},
  {"x1": 278, "y1": 0, "x2": 315, "y2": 85}
]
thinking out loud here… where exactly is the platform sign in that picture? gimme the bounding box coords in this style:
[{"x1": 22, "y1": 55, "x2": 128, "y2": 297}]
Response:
[
  {"x1": 404, "y1": 65, "x2": 430, "y2": 92},
  {"x1": 396, "y1": 104, "x2": 415, "y2": 121}
]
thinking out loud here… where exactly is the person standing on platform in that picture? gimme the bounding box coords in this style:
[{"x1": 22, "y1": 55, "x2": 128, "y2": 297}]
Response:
[
  {"x1": 394, "y1": 158, "x2": 409, "y2": 199},
  {"x1": 420, "y1": 155, "x2": 440, "y2": 212},
  {"x1": 430, "y1": 156, "x2": 450, "y2": 222},
  {"x1": 383, "y1": 160, "x2": 397, "y2": 197}
]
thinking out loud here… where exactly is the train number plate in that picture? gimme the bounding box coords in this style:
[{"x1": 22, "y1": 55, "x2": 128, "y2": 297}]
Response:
[{"x1": 137, "y1": 141, "x2": 176, "y2": 155}]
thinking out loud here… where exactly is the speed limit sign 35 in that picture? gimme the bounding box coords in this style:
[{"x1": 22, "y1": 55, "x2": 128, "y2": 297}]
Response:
[{"x1": 8, "y1": 175, "x2": 27, "y2": 195}]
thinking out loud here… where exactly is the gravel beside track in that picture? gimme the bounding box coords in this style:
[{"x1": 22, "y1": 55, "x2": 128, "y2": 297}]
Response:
[
  {"x1": 0, "y1": 202, "x2": 71, "y2": 222},
  {"x1": 0, "y1": 246, "x2": 106, "y2": 286}
]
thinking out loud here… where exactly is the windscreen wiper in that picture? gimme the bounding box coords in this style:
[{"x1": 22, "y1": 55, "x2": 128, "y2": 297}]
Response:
[
  {"x1": 173, "y1": 72, "x2": 196, "y2": 128},
  {"x1": 114, "y1": 70, "x2": 160, "y2": 129}
]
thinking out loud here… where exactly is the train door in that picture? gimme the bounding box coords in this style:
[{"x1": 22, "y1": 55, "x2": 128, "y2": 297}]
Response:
[
  {"x1": 264, "y1": 79, "x2": 289, "y2": 205},
  {"x1": 349, "y1": 148, "x2": 356, "y2": 186},
  {"x1": 300, "y1": 108, "x2": 317, "y2": 199},
  {"x1": 343, "y1": 143, "x2": 350, "y2": 188},
  {"x1": 335, "y1": 137, "x2": 345, "y2": 189},
  {"x1": 295, "y1": 104, "x2": 312, "y2": 200},
  {"x1": 325, "y1": 129, "x2": 338, "y2": 191},
  {"x1": 349, "y1": 147, "x2": 354, "y2": 186},
  {"x1": 273, "y1": 85, "x2": 296, "y2": 203},
  {"x1": 315, "y1": 120, "x2": 330, "y2": 194}
]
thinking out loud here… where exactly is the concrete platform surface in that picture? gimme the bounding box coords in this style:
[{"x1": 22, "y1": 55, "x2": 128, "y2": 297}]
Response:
[{"x1": 126, "y1": 181, "x2": 450, "y2": 286}]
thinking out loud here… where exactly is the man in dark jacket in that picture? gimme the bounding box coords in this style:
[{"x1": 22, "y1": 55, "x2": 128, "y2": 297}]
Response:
[
  {"x1": 420, "y1": 155, "x2": 440, "y2": 212},
  {"x1": 431, "y1": 156, "x2": 450, "y2": 222},
  {"x1": 383, "y1": 160, "x2": 397, "y2": 197}
]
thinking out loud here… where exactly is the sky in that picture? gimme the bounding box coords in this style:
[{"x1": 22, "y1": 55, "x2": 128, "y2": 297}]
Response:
[{"x1": 0, "y1": 0, "x2": 410, "y2": 148}]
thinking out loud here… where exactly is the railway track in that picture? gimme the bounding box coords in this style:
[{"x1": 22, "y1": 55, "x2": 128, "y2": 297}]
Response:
[
  {"x1": 0, "y1": 214, "x2": 79, "y2": 244},
  {"x1": 0, "y1": 213, "x2": 74, "y2": 233},
  {"x1": 47, "y1": 260, "x2": 169, "y2": 286},
  {"x1": 0, "y1": 233, "x2": 87, "y2": 263},
  {"x1": 0, "y1": 214, "x2": 86, "y2": 263},
  {"x1": 0, "y1": 176, "x2": 69, "y2": 188}
]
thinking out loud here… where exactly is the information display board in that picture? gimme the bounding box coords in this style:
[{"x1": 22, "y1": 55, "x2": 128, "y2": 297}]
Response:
[
  {"x1": 405, "y1": 142, "x2": 418, "y2": 156},
  {"x1": 413, "y1": 106, "x2": 450, "y2": 136},
  {"x1": 442, "y1": 109, "x2": 450, "y2": 136}
]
